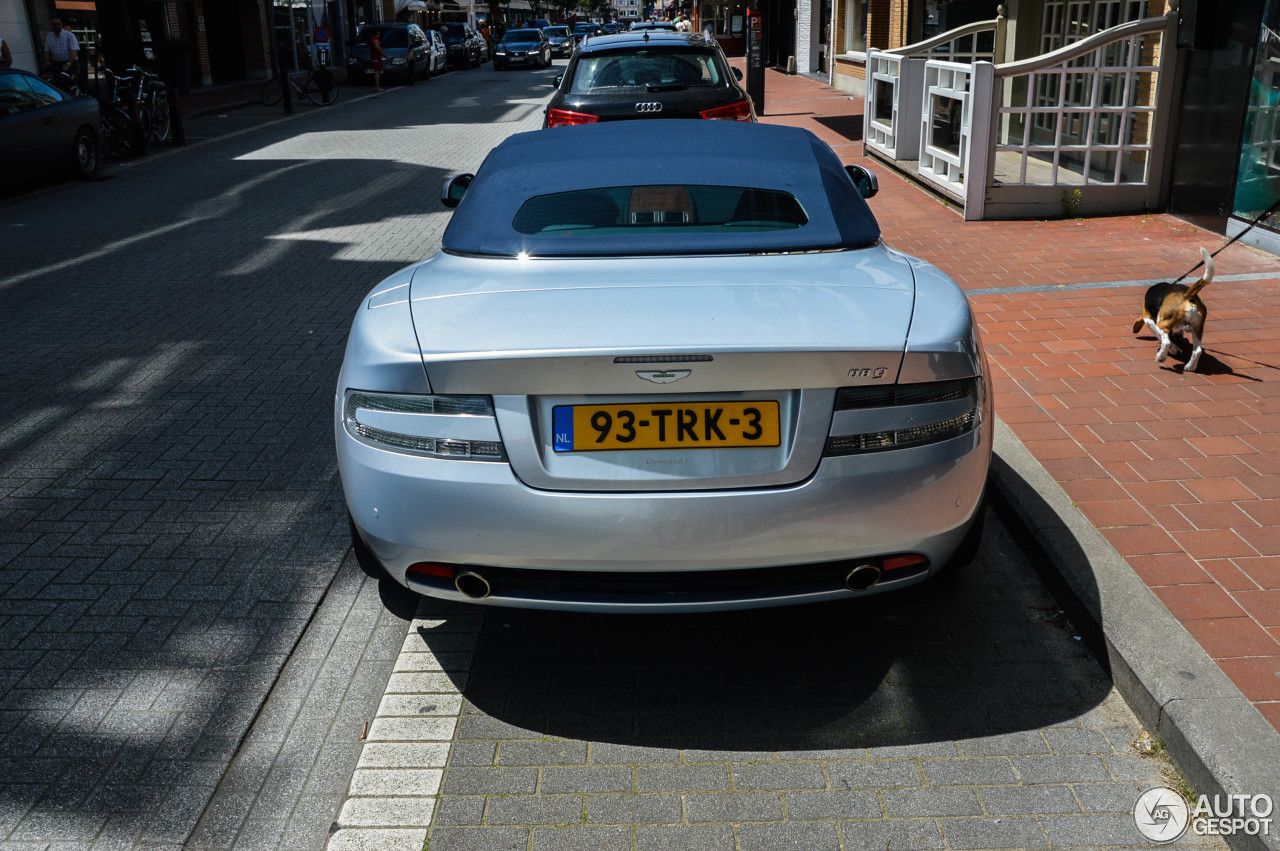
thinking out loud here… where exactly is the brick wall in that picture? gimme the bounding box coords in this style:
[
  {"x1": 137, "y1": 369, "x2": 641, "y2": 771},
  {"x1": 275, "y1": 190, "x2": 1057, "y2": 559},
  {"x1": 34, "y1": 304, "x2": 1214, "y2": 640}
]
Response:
[
  {"x1": 242, "y1": 0, "x2": 272, "y2": 78},
  {"x1": 192, "y1": 0, "x2": 212, "y2": 85}
]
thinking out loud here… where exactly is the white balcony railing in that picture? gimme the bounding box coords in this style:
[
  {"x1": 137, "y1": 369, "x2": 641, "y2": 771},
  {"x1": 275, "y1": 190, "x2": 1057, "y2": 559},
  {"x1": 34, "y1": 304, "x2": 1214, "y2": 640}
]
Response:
[
  {"x1": 865, "y1": 18, "x2": 1003, "y2": 162},
  {"x1": 873, "y1": 12, "x2": 1179, "y2": 221}
]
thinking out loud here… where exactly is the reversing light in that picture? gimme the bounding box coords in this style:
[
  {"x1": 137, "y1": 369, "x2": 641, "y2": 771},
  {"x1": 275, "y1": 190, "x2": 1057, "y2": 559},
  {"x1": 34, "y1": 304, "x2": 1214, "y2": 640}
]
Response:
[
  {"x1": 700, "y1": 100, "x2": 753, "y2": 121},
  {"x1": 547, "y1": 108, "x2": 599, "y2": 127}
]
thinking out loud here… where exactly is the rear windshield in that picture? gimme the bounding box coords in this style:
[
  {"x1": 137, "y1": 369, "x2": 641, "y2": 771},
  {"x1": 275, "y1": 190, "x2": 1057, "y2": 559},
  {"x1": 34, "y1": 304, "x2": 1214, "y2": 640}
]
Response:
[
  {"x1": 512, "y1": 185, "x2": 808, "y2": 236},
  {"x1": 356, "y1": 27, "x2": 408, "y2": 48},
  {"x1": 545, "y1": 27, "x2": 570, "y2": 36},
  {"x1": 502, "y1": 29, "x2": 541, "y2": 41},
  {"x1": 570, "y1": 49, "x2": 722, "y2": 91}
]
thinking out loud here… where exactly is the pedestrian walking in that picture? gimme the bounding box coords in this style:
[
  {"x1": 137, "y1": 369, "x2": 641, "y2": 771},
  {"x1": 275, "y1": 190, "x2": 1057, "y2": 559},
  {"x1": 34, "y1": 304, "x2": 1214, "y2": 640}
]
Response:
[
  {"x1": 43, "y1": 17, "x2": 78, "y2": 77},
  {"x1": 369, "y1": 28, "x2": 387, "y2": 92}
]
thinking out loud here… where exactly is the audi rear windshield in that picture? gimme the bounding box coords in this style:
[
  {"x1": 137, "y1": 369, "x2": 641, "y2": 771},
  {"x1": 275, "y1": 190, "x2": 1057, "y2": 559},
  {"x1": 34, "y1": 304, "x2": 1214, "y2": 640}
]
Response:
[
  {"x1": 571, "y1": 49, "x2": 723, "y2": 91},
  {"x1": 513, "y1": 185, "x2": 808, "y2": 235}
]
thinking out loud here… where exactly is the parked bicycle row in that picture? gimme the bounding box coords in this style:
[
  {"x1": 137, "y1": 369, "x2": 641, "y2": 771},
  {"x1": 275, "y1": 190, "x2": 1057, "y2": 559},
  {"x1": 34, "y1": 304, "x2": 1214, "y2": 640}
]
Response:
[{"x1": 0, "y1": 62, "x2": 177, "y2": 188}]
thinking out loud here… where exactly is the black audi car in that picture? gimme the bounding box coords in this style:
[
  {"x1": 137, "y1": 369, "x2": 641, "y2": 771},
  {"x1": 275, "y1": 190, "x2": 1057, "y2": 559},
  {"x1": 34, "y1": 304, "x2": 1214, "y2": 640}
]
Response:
[{"x1": 544, "y1": 32, "x2": 754, "y2": 128}]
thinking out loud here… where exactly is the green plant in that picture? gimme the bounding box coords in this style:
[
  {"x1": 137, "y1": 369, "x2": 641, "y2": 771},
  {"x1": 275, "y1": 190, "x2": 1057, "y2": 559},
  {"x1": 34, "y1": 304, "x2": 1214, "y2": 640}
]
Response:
[
  {"x1": 1136, "y1": 733, "x2": 1198, "y2": 802},
  {"x1": 1061, "y1": 188, "x2": 1082, "y2": 218}
]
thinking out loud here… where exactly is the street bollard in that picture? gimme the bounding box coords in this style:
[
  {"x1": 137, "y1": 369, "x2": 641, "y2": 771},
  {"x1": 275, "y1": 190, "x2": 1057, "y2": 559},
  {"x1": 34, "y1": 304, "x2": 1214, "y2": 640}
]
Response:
[{"x1": 167, "y1": 87, "x2": 186, "y2": 146}]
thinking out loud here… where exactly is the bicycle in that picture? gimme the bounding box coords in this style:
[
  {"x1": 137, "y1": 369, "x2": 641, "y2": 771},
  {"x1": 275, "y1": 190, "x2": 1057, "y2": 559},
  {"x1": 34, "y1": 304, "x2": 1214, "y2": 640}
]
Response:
[
  {"x1": 260, "y1": 66, "x2": 339, "y2": 106},
  {"x1": 97, "y1": 69, "x2": 147, "y2": 158},
  {"x1": 121, "y1": 65, "x2": 171, "y2": 144},
  {"x1": 42, "y1": 68, "x2": 80, "y2": 97}
]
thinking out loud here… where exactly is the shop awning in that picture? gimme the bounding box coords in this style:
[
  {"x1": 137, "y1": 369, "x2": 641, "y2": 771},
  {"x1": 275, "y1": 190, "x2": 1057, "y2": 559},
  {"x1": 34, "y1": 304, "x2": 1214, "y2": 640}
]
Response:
[
  {"x1": 395, "y1": 0, "x2": 429, "y2": 11},
  {"x1": 54, "y1": 1, "x2": 97, "y2": 9}
]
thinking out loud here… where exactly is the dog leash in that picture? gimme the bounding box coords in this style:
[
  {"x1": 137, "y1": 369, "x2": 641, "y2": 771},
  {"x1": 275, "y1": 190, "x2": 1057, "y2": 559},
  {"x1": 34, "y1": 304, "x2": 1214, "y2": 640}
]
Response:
[{"x1": 1170, "y1": 195, "x2": 1280, "y2": 285}]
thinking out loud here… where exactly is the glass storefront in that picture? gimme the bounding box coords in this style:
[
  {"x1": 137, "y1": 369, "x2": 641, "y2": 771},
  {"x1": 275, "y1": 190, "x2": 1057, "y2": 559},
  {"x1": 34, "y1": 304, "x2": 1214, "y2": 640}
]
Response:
[
  {"x1": 699, "y1": 1, "x2": 745, "y2": 53},
  {"x1": 1234, "y1": 0, "x2": 1280, "y2": 232}
]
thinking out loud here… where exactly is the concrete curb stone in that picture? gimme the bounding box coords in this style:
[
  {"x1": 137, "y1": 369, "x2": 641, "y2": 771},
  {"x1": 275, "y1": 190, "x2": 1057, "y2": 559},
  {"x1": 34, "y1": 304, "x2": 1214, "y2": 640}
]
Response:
[{"x1": 991, "y1": 418, "x2": 1280, "y2": 851}]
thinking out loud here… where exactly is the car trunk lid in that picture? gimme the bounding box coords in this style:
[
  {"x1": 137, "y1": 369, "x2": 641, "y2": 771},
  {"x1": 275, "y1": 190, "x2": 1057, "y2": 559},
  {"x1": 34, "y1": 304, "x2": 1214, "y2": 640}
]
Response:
[{"x1": 407, "y1": 249, "x2": 915, "y2": 491}]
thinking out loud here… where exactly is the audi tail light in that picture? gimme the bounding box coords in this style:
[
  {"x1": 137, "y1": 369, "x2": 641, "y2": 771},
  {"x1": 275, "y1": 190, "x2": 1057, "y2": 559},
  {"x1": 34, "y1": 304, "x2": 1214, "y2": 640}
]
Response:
[
  {"x1": 547, "y1": 108, "x2": 599, "y2": 127},
  {"x1": 700, "y1": 100, "x2": 753, "y2": 121}
]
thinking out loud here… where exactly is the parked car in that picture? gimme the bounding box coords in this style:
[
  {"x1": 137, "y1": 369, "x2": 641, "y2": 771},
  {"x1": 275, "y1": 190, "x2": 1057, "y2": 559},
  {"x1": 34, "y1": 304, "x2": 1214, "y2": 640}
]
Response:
[
  {"x1": 572, "y1": 21, "x2": 604, "y2": 40},
  {"x1": 337, "y1": 120, "x2": 992, "y2": 612},
  {"x1": 545, "y1": 32, "x2": 754, "y2": 127},
  {"x1": 493, "y1": 28, "x2": 552, "y2": 69},
  {"x1": 426, "y1": 29, "x2": 448, "y2": 76},
  {"x1": 542, "y1": 25, "x2": 576, "y2": 57},
  {"x1": 437, "y1": 22, "x2": 485, "y2": 68},
  {"x1": 348, "y1": 22, "x2": 434, "y2": 84},
  {"x1": 0, "y1": 67, "x2": 100, "y2": 182}
]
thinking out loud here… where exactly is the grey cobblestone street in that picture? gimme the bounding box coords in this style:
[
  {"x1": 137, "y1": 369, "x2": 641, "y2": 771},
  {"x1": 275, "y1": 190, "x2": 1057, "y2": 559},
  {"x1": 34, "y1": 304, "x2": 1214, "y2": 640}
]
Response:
[
  {"x1": 0, "y1": 64, "x2": 551, "y2": 849},
  {"x1": 0, "y1": 59, "x2": 1238, "y2": 851}
]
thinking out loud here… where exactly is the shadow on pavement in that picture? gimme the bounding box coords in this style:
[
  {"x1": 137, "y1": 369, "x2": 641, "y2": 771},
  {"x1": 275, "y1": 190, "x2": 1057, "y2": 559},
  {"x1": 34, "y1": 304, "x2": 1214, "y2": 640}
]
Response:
[
  {"x1": 814, "y1": 114, "x2": 864, "y2": 143},
  {"x1": 0, "y1": 66, "x2": 548, "y2": 840},
  {"x1": 448, "y1": 507, "x2": 1109, "y2": 751}
]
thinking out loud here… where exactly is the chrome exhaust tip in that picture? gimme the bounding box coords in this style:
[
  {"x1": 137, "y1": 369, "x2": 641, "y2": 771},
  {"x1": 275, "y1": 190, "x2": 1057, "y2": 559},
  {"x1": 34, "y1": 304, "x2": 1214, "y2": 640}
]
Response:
[
  {"x1": 844, "y1": 564, "x2": 882, "y2": 593},
  {"x1": 454, "y1": 570, "x2": 492, "y2": 599}
]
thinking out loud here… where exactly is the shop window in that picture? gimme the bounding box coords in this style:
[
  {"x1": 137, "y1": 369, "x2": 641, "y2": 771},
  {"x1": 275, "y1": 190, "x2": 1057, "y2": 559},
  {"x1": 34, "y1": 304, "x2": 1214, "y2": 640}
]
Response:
[{"x1": 843, "y1": 0, "x2": 865, "y2": 53}]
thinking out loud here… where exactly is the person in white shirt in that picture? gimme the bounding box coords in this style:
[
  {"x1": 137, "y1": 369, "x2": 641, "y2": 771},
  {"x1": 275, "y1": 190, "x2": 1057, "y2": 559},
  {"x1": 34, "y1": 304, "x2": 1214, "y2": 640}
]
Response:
[{"x1": 43, "y1": 18, "x2": 79, "y2": 76}]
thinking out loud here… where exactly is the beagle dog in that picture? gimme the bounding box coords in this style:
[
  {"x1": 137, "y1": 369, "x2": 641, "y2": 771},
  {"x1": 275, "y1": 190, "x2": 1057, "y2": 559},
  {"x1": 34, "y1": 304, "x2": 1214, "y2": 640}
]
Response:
[{"x1": 1132, "y1": 248, "x2": 1213, "y2": 372}]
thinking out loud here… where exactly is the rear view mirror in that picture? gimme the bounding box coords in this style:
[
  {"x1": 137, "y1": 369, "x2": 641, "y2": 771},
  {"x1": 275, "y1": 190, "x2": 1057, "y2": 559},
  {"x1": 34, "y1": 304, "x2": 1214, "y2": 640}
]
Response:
[
  {"x1": 845, "y1": 164, "x2": 879, "y2": 199},
  {"x1": 732, "y1": 67, "x2": 743, "y2": 81},
  {"x1": 441, "y1": 173, "x2": 474, "y2": 208}
]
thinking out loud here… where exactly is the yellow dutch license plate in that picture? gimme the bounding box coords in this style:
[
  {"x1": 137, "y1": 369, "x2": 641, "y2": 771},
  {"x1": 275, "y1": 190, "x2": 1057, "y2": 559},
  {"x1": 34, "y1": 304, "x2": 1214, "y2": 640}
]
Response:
[{"x1": 552, "y1": 401, "x2": 780, "y2": 452}]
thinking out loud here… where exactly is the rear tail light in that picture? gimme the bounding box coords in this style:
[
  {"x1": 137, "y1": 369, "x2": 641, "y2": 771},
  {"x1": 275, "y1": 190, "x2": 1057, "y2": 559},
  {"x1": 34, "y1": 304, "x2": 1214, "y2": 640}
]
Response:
[
  {"x1": 700, "y1": 99, "x2": 753, "y2": 121},
  {"x1": 343, "y1": 392, "x2": 507, "y2": 461},
  {"x1": 824, "y1": 377, "x2": 982, "y2": 456},
  {"x1": 547, "y1": 108, "x2": 599, "y2": 127}
]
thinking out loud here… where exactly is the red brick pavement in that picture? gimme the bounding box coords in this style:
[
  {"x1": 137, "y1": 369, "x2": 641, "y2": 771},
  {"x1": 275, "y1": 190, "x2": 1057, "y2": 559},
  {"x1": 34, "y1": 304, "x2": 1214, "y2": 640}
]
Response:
[{"x1": 752, "y1": 66, "x2": 1280, "y2": 731}]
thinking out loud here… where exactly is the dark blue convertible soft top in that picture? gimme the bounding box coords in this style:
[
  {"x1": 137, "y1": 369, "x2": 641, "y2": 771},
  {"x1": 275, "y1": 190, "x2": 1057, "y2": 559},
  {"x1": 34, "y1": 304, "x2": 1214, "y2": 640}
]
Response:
[{"x1": 441, "y1": 121, "x2": 881, "y2": 257}]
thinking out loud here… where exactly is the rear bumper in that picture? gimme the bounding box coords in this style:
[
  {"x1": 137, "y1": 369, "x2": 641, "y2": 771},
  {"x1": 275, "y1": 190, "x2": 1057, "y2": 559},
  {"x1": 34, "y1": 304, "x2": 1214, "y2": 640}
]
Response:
[{"x1": 338, "y1": 415, "x2": 992, "y2": 612}]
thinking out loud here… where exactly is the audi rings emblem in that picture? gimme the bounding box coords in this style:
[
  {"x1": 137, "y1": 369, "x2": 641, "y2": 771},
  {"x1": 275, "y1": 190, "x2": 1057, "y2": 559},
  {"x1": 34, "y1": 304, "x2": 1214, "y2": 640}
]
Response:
[{"x1": 635, "y1": 102, "x2": 664, "y2": 113}]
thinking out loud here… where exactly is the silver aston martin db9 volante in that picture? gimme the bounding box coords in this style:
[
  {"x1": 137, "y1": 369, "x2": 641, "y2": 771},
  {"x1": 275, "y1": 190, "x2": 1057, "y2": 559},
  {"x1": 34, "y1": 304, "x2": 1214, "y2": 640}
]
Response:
[{"x1": 336, "y1": 120, "x2": 992, "y2": 612}]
